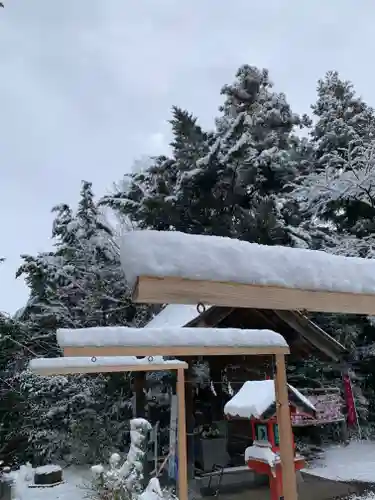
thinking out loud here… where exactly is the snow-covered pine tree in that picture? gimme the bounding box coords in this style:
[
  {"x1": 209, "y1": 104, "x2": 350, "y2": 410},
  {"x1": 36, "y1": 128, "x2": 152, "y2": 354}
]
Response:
[
  {"x1": 312, "y1": 71, "x2": 375, "y2": 174},
  {"x1": 0, "y1": 314, "x2": 27, "y2": 465},
  {"x1": 212, "y1": 64, "x2": 312, "y2": 247},
  {"x1": 101, "y1": 106, "x2": 214, "y2": 236},
  {"x1": 12, "y1": 181, "x2": 152, "y2": 464},
  {"x1": 291, "y1": 73, "x2": 375, "y2": 426},
  {"x1": 295, "y1": 71, "x2": 375, "y2": 228}
]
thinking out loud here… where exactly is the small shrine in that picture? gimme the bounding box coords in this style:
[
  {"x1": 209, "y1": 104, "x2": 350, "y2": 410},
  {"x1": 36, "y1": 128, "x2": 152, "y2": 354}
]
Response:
[
  {"x1": 224, "y1": 380, "x2": 316, "y2": 500},
  {"x1": 224, "y1": 379, "x2": 316, "y2": 452}
]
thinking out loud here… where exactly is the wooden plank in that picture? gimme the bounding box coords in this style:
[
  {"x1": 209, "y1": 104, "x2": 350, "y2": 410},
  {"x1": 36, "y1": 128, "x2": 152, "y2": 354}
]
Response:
[
  {"x1": 62, "y1": 345, "x2": 290, "y2": 358},
  {"x1": 133, "y1": 275, "x2": 375, "y2": 315},
  {"x1": 31, "y1": 361, "x2": 188, "y2": 376},
  {"x1": 177, "y1": 368, "x2": 188, "y2": 500},
  {"x1": 273, "y1": 310, "x2": 346, "y2": 361},
  {"x1": 192, "y1": 307, "x2": 234, "y2": 327},
  {"x1": 274, "y1": 354, "x2": 298, "y2": 500}
]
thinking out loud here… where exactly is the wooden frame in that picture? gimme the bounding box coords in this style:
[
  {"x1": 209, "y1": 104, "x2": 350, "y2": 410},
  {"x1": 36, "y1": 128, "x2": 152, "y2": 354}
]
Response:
[
  {"x1": 61, "y1": 345, "x2": 289, "y2": 357},
  {"x1": 52, "y1": 345, "x2": 294, "y2": 500},
  {"x1": 30, "y1": 358, "x2": 189, "y2": 500},
  {"x1": 133, "y1": 275, "x2": 375, "y2": 315},
  {"x1": 29, "y1": 358, "x2": 188, "y2": 376}
]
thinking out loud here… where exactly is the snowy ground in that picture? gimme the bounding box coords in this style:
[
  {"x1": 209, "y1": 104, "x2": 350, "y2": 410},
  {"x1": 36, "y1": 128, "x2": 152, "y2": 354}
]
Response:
[
  {"x1": 304, "y1": 441, "x2": 375, "y2": 484},
  {"x1": 349, "y1": 494, "x2": 375, "y2": 500},
  {"x1": 10, "y1": 466, "x2": 90, "y2": 500},
  {"x1": 9, "y1": 441, "x2": 375, "y2": 500}
]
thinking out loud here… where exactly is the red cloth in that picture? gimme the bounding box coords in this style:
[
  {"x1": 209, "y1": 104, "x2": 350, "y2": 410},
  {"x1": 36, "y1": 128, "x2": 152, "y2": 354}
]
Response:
[{"x1": 343, "y1": 373, "x2": 357, "y2": 427}]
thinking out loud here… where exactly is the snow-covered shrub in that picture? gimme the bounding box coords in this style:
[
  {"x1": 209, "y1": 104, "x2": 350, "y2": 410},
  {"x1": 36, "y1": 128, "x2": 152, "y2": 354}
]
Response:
[
  {"x1": 89, "y1": 418, "x2": 180, "y2": 500},
  {"x1": 90, "y1": 418, "x2": 151, "y2": 500}
]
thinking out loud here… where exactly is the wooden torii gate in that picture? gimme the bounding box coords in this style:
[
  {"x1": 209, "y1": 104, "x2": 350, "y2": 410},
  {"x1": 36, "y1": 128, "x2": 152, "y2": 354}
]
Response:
[
  {"x1": 31, "y1": 328, "x2": 290, "y2": 500},
  {"x1": 31, "y1": 229, "x2": 375, "y2": 500}
]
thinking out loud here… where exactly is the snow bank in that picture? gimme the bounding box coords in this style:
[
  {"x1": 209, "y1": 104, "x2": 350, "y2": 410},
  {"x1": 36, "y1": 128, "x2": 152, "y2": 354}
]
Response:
[
  {"x1": 224, "y1": 380, "x2": 315, "y2": 419},
  {"x1": 120, "y1": 230, "x2": 375, "y2": 294},
  {"x1": 56, "y1": 326, "x2": 288, "y2": 348},
  {"x1": 305, "y1": 441, "x2": 375, "y2": 483}
]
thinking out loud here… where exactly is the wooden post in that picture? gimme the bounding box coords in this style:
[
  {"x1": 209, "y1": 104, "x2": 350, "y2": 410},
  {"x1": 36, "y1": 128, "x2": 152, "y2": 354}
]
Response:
[
  {"x1": 274, "y1": 354, "x2": 298, "y2": 500},
  {"x1": 177, "y1": 368, "x2": 188, "y2": 500},
  {"x1": 185, "y1": 363, "x2": 196, "y2": 480},
  {"x1": 133, "y1": 372, "x2": 146, "y2": 417}
]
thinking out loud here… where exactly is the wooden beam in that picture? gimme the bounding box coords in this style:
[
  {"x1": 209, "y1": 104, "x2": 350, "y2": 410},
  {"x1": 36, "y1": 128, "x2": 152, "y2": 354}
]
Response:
[
  {"x1": 62, "y1": 345, "x2": 290, "y2": 358},
  {"x1": 192, "y1": 307, "x2": 234, "y2": 327},
  {"x1": 133, "y1": 275, "x2": 375, "y2": 315},
  {"x1": 30, "y1": 361, "x2": 188, "y2": 376},
  {"x1": 274, "y1": 354, "x2": 298, "y2": 500},
  {"x1": 177, "y1": 368, "x2": 188, "y2": 500},
  {"x1": 273, "y1": 310, "x2": 346, "y2": 361}
]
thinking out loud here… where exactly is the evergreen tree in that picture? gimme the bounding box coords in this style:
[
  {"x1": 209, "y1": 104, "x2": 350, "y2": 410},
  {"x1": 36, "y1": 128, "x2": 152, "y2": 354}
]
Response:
[
  {"x1": 312, "y1": 71, "x2": 375, "y2": 174},
  {"x1": 295, "y1": 71, "x2": 375, "y2": 231},
  {"x1": 102, "y1": 106, "x2": 213, "y2": 234},
  {"x1": 0, "y1": 314, "x2": 28, "y2": 464},
  {"x1": 10, "y1": 181, "x2": 153, "y2": 464},
  {"x1": 104, "y1": 66, "x2": 312, "y2": 247}
]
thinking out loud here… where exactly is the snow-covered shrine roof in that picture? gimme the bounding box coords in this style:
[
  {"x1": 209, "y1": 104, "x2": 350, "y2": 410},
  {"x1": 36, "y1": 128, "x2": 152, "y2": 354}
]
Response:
[
  {"x1": 121, "y1": 230, "x2": 375, "y2": 315},
  {"x1": 224, "y1": 380, "x2": 316, "y2": 420},
  {"x1": 146, "y1": 304, "x2": 206, "y2": 328},
  {"x1": 29, "y1": 355, "x2": 188, "y2": 376},
  {"x1": 55, "y1": 326, "x2": 289, "y2": 357}
]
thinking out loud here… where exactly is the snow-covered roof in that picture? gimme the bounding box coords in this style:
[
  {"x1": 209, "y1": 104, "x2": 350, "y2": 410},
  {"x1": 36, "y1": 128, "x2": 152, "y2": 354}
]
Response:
[
  {"x1": 224, "y1": 380, "x2": 315, "y2": 419},
  {"x1": 56, "y1": 326, "x2": 288, "y2": 351},
  {"x1": 29, "y1": 356, "x2": 188, "y2": 375},
  {"x1": 121, "y1": 230, "x2": 375, "y2": 295},
  {"x1": 146, "y1": 304, "x2": 204, "y2": 328}
]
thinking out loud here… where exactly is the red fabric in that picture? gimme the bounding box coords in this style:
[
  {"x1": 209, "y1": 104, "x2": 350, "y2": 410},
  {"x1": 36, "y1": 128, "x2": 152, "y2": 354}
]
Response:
[{"x1": 343, "y1": 373, "x2": 357, "y2": 427}]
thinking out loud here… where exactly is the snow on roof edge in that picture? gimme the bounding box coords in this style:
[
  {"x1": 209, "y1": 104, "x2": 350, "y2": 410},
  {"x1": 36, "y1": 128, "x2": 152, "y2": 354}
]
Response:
[
  {"x1": 146, "y1": 304, "x2": 205, "y2": 328},
  {"x1": 224, "y1": 380, "x2": 315, "y2": 419},
  {"x1": 120, "y1": 230, "x2": 375, "y2": 295},
  {"x1": 56, "y1": 326, "x2": 288, "y2": 349}
]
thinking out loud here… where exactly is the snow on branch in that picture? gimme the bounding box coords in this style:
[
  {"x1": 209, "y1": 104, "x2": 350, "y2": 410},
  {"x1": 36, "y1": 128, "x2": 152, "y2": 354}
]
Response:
[{"x1": 295, "y1": 141, "x2": 375, "y2": 213}]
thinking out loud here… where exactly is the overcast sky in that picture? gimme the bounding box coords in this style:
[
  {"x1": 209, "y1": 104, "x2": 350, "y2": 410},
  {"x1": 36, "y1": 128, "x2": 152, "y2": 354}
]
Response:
[{"x1": 0, "y1": 0, "x2": 374, "y2": 314}]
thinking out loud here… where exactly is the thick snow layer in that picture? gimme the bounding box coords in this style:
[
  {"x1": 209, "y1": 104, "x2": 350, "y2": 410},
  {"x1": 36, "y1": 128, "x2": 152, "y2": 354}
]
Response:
[
  {"x1": 146, "y1": 304, "x2": 206, "y2": 328},
  {"x1": 56, "y1": 326, "x2": 287, "y2": 348},
  {"x1": 121, "y1": 230, "x2": 375, "y2": 294},
  {"x1": 245, "y1": 444, "x2": 278, "y2": 466},
  {"x1": 304, "y1": 441, "x2": 375, "y2": 483},
  {"x1": 224, "y1": 380, "x2": 315, "y2": 419},
  {"x1": 35, "y1": 465, "x2": 62, "y2": 474},
  {"x1": 29, "y1": 355, "x2": 185, "y2": 373}
]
